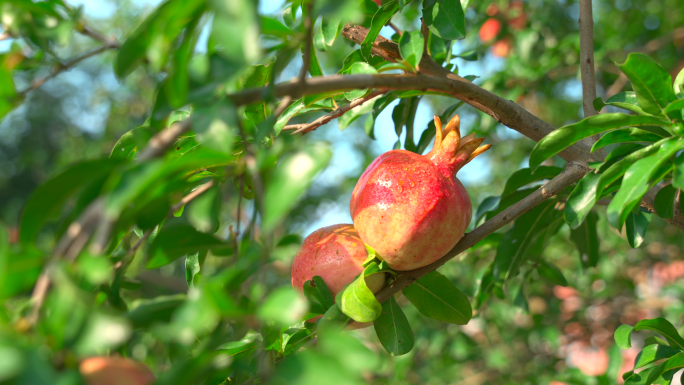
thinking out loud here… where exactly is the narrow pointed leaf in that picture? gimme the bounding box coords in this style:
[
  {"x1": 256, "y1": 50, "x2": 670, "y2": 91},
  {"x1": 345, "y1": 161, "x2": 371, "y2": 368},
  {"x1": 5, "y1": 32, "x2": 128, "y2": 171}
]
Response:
[
  {"x1": 618, "y1": 53, "x2": 678, "y2": 119},
  {"x1": 607, "y1": 139, "x2": 684, "y2": 228},
  {"x1": 303, "y1": 276, "x2": 335, "y2": 315},
  {"x1": 565, "y1": 172, "x2": 600, "y2": 229},
  {"x1": 569, "y1": 211, "x2": 600, "y2": 269},
  {"x1": 593, "y1": 92, "x2": 650, "y2": 116},
  {"x1": 501, "y1": 166, "x2": 563, "y2": 199},
  {"x1": 361, "y1": 1, "x2": 400, "y2": 60},
  {"x1": 264, "y1": 145, "x2": 332, "y2": 231},
  {"x1": 634, "y1": 344, "x2": 681, "y2": 369},
  {"x1": 634, "y1": 318, "x2": 684, "y2": 350},
  {"x1": 536, "y1": 260, "x2": 568, "y2": 286},
  {"x1": 529, "y1": 113, "x2": 669, "y2": 170},
  {"x1": 596, "y1": 139, "x2": 672, "y2": 199},
  {"x1": 654, "y1": 184, "x2": 678, "y2": 219},
  {"x1": 675, "y1": 153, "x2": 684, "y2": 190},
  {"x1": 592, "y1": 128, "x2": 664, "y2": 152},
  {"x1": 625, "y1": 211, "x2": 650, "y2": 248},
  {"x1": 403, "y1": 271, "x2": 471, "y2": 325},
  {"x1": 374, "y1": 296, "x2": 414, "y2": 356},
  {"x1": 664, "y1": 98, "x2": 684, "y2": 113}
]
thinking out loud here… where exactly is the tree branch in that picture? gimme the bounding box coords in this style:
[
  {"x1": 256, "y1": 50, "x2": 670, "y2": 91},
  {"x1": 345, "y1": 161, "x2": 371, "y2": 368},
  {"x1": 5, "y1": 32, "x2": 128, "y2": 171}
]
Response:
[
  {"x1": 283, "y1": 91, "x2": 387, "y2": 134},
  {"x1": 18, "y1": 45, "x2": 111, "y2": 97},
  {"x1": 579, "y1": 0, "x2": 598, "y2": 121},
  {"x1": 228, "y1": 72, "x2": 603, "y2": 165},
  {"x1": 375, "y1": 162, "x2": 590, "y2": 303}
]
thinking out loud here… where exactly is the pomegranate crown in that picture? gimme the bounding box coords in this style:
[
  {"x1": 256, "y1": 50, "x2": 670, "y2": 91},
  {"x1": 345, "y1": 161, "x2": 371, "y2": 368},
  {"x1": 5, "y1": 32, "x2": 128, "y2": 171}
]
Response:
[{"x1": 426, "y1": 114, "x2": 491, "y2": 176}]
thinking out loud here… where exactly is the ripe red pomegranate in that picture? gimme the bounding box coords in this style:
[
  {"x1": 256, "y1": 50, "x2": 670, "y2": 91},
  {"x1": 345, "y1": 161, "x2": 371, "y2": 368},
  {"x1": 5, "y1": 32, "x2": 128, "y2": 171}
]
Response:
[
  {"x1": 350, "y1": 114, "x2": 490, "y2": 271},
  {"x1": 80, "y1": 357, "x2": 155, "y2": 385},
  {"x1": 291, "y1": 224, "x2": 386, "y2": 325},
  {"x1": 479, "y1": 18, "x2": 501, "y2": 43},
  {"x1": 372, "y1": 0, "x2": 382, "y2": 5}
]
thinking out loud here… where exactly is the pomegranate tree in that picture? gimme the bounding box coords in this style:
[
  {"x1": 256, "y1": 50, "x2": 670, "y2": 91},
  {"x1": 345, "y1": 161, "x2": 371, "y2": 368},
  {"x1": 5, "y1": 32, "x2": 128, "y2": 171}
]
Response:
[
  {"x1": 291, "y1": 224, "x2": 386, "y2": 323},
  {"x1": 350, "y1": 114, "x2": 490, "y2": 271}
]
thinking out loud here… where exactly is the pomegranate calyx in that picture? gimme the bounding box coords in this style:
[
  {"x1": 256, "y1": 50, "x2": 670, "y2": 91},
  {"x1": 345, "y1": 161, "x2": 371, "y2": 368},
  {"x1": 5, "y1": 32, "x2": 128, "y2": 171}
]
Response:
[{"x1": 427, "y1": 114, "x2": 492, "y2": 176}]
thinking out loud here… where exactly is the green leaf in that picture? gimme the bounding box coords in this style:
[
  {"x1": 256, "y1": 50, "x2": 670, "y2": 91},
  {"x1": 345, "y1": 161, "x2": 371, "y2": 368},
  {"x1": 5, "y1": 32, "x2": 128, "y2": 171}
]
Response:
[
  {"x1": 634, "y1": 344, "x2": 681, "y2": 370},
  {"x1": 569, "y1": 211, "x2": 600, "y2": 269},
  {"x1": 337, "y1": 94, "x2": 377, "y2": 130},
  {"x1": 207, "y1": 0, "x2": 260, "y2": 78},
  {"x1": 0, "y1": 55, "x2": 18, "y2": 120},
  {"x1": 474, "y1": 196, "x2": 500, "y2": 225},
  {"x1": 615, "y1": 324, "x2": 635, "y2": 349},
  {"x1": 565, "y1": 172, "x2": 600, "y2": 229},
  {"x1": 643, "y1": 353, "x2": 684, "y2": 385},
  {"x1": 163, "y1": 16, "x2": 200, "y2": 108},
  {"x1": 501, "y1": 166, "x2": 563, "y2": 199},
  {"x1": 110, "y1": 126, "x2": 155, "y2": 160},
  {"x1": 261, "y1": 16, "x2": 293, "y2": 38},
  {"x1": 674, "y1": 153, "x2": 684, "y2": 190},
  {"x1": 336, "y1": 263, "x2": 383, "y2": 323},
  {"x1": 422, "y1": 0, "x2": 466, "y2": 41},
  {"x1": 607, "y1": 139, "x2": 684, "y2": 228},
  {"x1": 625, "y1": 211, "x2": 651, "y2": 249},
  {"x1": 364, "y1": 93, "x2": 398, "y2": 139},
  {"x1": 635, "y1": 318, "x2": 684, "y2": 350},
  {"x1": 663, "y1": 99, "x2": 684, "y2": 113},
  {"x1": 528, "y1": 113, "x2": 669, "y2": 170},
  {"x1": 674, "y1": 66, "x2": 684, "y2": 99},
  {"x1": 595, "y1": 140, "x2": 672, "y2": 199},
  {"x1": 398, "y1": 31, "x2": 424, "y2": 70},
  {"x1": 185, "y1": 251, "x2": 207, "y2": 288},
  {"x1": 263, "y1": 144, "x2": 332, "y2": 231},
  {"x1": 258, "y1": 287, "x2": 308, "y2": 326},
  {"x1": 114, "y1": 0, "x2": 205, "y2": 77},
  {"x1": 321, "y1": 16, "x2": 342, "y2": 46},
  {"x1": 217, "y1": 332, "x2": 261, "y2": 356},
  {"x1": 302, "y1": 276, "x2": 335, "y2": 316},
  {"x1": 492, "y1": 201, "x2": 562, "y2": 283},
  {"x1": 125, "y1": 295, "x2": 186, "y2": 329},
  {"x1": 623, "y1": 365, "x2": 658, "y2": 385},
  {"x1": 301, "y1": 39, "x2": 323, "y2": 77},
  {"x1": 147, "y1": 223, "x2": 230, "y2": 269},
  {"x1": 361, "y1": 1, "x2": 400, "y2": 60},
  {"x1": 536, "y1": 260, "x2": 567, "y2": 286},
  {"x1": 344, "y1": 62, "x2": 378, "y2": 100},
  {"x1": 593, "y1": 92, "x2": 651, "y2": 116},
  {"x1": 20, "y1": 159, "x2": 123, "y2": 244},
  {"x1": 654, "y1": 184, "x2": 678, "y2": 219},
  {"x1": 591, "y1": 128, "x2": 664, "y2": 152},
  {"x1": 373, "y1": 296, "x2": 414, "y2": 356},
  {"x1": 618, "y1": 53, "x2": 678, "y2": 119},
  {"x1": 193, "y1": 101, "x2": 238, "y2": 155},
  {"x1": 403, "y1": 271, "x2": 471, "y2": 325}
]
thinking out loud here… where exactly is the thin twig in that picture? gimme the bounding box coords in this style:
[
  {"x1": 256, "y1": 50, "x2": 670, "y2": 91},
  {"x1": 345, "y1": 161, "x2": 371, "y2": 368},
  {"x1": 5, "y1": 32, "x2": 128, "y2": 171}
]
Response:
[
  {"x1": 389, "y1": 22, "x2": 403, "y2": 36},
  {"x1": 579, "y1": 0, "x2": 598, "y2": 120},
  {"x1": 79, "y1": 25, "x2": 120, "y2": 48},
  {"x1": 171, "y1": 180, "x2": 215, "y2": 213},
  {"x1": 283, "y1": 90, "x2": 387, "y2": 134},
  {"x1": 299, "y1": 2, "x2": 313, "y2": 84},
  {"x1": 375, "y1": 162, "x2": 590, "y2": 303},
  {"x1": 18, "y1": 45, "x2": 110, "y2": 97}
]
